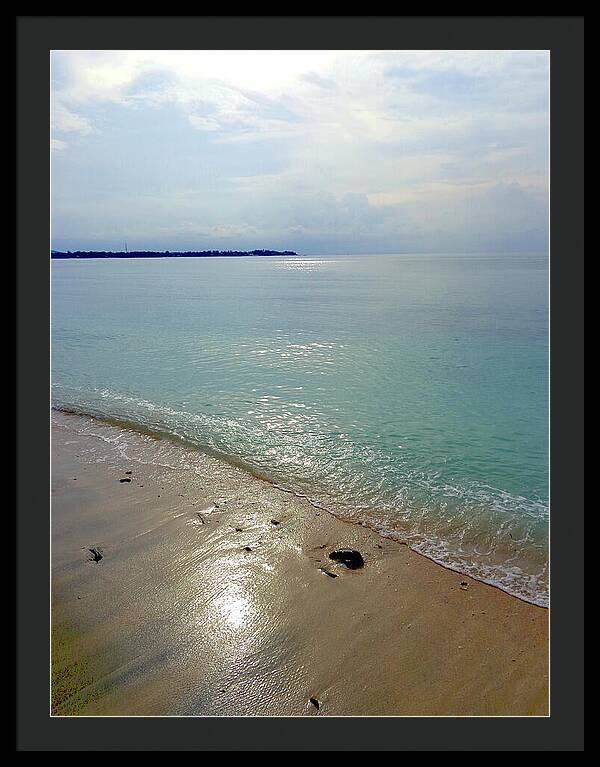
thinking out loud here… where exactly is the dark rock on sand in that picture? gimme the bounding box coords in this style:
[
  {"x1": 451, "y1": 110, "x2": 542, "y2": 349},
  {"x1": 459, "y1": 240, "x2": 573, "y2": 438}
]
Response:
[
  {"x1": 244, "y1": 546, "x2": 252, "y2": 552},
  {"x1": 88, "y1": 547, "x2": 103, "y2": 563},
  {"x1": 309, "y1": 697, "x2": 321, "y2": 710},
  {"x1": 119, "y1": 478, "x2": 131, "y2": 483},
  {"x1": 319, "y1": 567, "x2": 339, "y2": 579},
  {"x1": 125, "y1": 471, "x2": 132, "y2": 475},
  {"x1": 329, "y1": 549, "x2": 364, "y2": 569},
  {"x1": 270, "y1": 519, "x2": 280, "y2": 525}
]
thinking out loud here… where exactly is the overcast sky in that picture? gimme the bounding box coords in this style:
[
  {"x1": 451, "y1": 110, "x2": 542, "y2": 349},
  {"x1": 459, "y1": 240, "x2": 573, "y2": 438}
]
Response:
[{"x1": 51, "y1": 50, "x2": 549, "y2": 254}]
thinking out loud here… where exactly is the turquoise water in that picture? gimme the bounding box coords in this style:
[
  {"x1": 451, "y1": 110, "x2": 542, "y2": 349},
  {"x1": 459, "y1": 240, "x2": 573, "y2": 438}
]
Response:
[{"x1": 51, "y1": 254, "x2": 549, "y2": 605}]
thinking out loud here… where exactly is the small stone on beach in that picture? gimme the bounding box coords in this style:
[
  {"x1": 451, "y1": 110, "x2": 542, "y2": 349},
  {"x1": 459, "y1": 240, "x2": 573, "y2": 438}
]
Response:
[
  {"x1": 329, "y1": 548, "x2": 365, "y2": 569},
  {"x1": 319, "y1": 568, "x2": 338, "y2": 579},
  {"x1": 119, "y1": 478, "x2": 131, "y2": 483},
  {"x1": 309, "y1": 697, "x2": 321, "y2": 710},
  {"x1": 88, "y1": 547, "x2": 103, "y2": 563}
]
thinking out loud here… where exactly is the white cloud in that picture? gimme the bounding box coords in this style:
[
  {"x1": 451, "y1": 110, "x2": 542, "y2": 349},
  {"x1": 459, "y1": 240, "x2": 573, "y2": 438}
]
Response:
[
  {"x1": 50, "y1": 50, "x2": 549, "y2": 253},
  {"x1": 51, "y1": 100, "x2": 94, "y2": 135}
]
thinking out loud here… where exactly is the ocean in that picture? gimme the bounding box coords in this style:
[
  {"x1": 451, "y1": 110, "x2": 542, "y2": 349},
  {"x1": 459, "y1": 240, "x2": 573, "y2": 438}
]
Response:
[{"x1": 51, "y1": 253, "x2": 549, "y2": 605}]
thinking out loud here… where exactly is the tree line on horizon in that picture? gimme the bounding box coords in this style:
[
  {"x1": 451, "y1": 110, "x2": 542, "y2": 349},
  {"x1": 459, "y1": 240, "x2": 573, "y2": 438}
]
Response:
[{"x1": 51, "y1": 249, "x2": 298, "y2": 259}]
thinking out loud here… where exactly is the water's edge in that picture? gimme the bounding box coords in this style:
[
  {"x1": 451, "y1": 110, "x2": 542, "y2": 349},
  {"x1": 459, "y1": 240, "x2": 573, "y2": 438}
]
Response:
[{"x1": 52, "y1": 404, "x2": 549, "y2": 609}]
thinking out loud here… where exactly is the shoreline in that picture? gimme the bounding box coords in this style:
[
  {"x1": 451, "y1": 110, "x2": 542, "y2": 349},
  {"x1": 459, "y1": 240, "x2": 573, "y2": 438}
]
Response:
[
  {"x1": 52, "y1": 404, "x2": 548, "y2": 608},
  {"x1": 51, "y1": 410, "x2": 549, "y2": 716}
]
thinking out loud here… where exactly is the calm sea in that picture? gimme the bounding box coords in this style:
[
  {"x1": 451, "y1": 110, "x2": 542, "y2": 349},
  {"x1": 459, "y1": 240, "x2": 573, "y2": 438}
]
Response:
[{"x1": 51, "y1": 254, "x2": 549, "y2": 605}]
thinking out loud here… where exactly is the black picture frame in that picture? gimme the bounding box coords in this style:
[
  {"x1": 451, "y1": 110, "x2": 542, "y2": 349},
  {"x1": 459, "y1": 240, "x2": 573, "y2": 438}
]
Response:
[{"x1": 16, "y1": 16, "x2": 584, "y2": 751}]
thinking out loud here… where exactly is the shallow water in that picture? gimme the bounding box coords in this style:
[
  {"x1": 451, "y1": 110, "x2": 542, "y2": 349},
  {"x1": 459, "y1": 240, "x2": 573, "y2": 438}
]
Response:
[{"x1": 51, "y1": 253, "x2": 549, "y2": 604}]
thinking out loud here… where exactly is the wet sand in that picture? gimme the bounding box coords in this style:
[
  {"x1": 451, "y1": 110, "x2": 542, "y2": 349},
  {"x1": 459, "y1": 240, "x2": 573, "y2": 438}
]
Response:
[{"x1": 51, "y1": 410, "x2": 549, "y2": 716}]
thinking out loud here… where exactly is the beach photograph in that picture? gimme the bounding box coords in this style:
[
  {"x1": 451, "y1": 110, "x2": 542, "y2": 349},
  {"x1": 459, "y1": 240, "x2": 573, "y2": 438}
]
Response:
[{"x1": 50, "y1": 49, "x2": 550, "y2": 718}]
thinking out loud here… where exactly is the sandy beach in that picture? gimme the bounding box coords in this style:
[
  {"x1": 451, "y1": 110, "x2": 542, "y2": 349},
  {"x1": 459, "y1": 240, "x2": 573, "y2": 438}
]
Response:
[{"x1": 51, "y1": 410, "x2": 548, "y2": 716}]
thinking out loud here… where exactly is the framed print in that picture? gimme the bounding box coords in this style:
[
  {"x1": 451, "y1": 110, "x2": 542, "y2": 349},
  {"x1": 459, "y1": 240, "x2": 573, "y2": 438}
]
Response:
[{"x1": 15, "y1": 15, "x2": 584, "y2": 752}]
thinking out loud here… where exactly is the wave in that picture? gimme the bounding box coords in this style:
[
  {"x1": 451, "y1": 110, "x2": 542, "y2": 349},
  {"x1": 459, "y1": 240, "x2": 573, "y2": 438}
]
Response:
[{"x1": 51, "y1": 384, "x2": 549, "y2": 607}]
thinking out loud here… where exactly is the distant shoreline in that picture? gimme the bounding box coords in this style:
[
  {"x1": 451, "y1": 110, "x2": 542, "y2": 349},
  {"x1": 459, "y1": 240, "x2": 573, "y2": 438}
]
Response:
[{"x1": 51, "y1": 249, "x2": 298, "y2": 259}]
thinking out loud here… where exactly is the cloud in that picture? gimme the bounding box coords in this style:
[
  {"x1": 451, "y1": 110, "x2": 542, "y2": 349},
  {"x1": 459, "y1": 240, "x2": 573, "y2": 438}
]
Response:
[
  {"x1": 50, "y1": 50, "x2": 549, "y2": 253},
  {"x1": 51, "y1": 100, "x2": 94, "y2": 135},
  {"x1": 300, "y1": 71, "x2": 338, "y2": 91}
]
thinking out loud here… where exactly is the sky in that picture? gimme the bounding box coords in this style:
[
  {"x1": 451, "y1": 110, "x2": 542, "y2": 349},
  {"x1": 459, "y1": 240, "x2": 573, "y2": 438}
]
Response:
[{"x1": 51, "y1": 50, "x2": 549, "y2": 254}]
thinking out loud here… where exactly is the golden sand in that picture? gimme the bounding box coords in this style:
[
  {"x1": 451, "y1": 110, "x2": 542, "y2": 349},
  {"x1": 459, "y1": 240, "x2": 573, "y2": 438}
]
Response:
[{"x1": 51, "y1": 410, "x2": 548, "y2": 716}]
